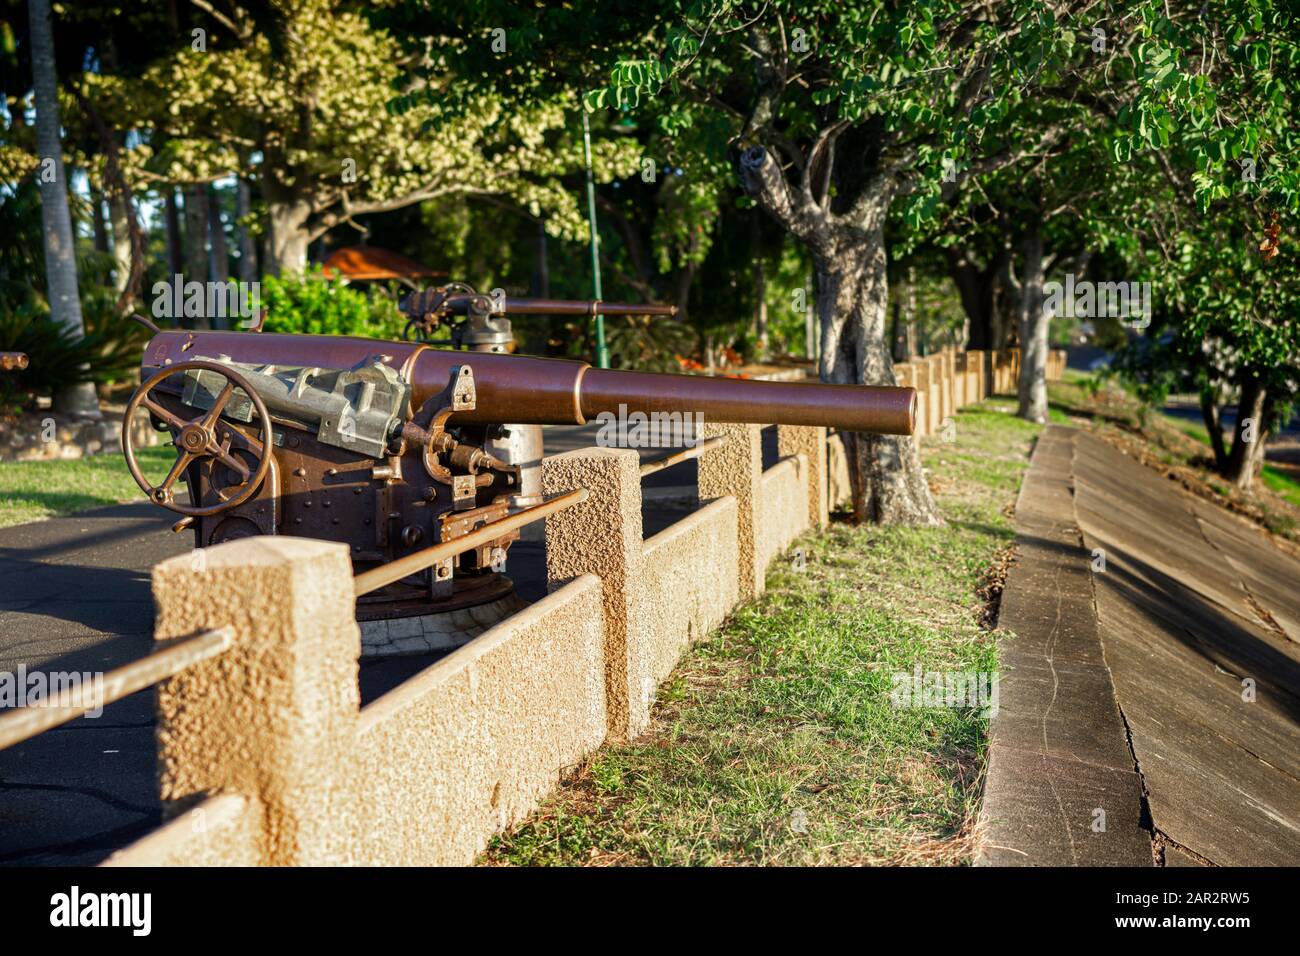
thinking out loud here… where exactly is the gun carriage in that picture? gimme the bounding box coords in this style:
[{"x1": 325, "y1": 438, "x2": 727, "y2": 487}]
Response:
[{"x1": 121, "y1": 285, "x2": 916, "y2": 639}]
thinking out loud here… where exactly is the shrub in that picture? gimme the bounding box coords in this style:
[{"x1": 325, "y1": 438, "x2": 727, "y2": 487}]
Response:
[
  {"x1": 0, "y1": 279, "x2": 151, "y2": 413},
  {"x1": 258, "y1": 267, "x2": 405, "y2": 339}
]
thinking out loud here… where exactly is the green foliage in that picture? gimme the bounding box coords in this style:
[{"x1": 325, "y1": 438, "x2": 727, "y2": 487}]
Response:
[
  {"x1": 258, "y1": 268, "x2": 405, "y2": 340},
  {"x1": 0, "y1": 250, "x2": 152, "y2": 411}
]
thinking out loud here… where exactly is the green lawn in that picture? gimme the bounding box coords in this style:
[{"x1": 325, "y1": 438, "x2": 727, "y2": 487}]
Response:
[
  {"x1": 0, "y1": 445, "x2": 177, "y2": 529},
  {"x1": 1261, "y1": 465, "x2": 1300, "y2": 509},
  {"x1": 482, "y1": 400, "x2": 1042, "y2": 866}
]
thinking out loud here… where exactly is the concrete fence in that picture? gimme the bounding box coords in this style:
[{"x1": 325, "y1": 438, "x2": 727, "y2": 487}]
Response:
[{"x1": 94, "y1": 347, "x2": 1065, "y2": 867}]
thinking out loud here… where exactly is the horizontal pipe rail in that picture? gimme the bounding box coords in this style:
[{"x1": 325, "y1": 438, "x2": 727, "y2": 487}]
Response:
[
  {"x1": 353, "y1": 488, "x2": 589, "y2": 597},
  {"x1": 638, "y1": 436, "x2": 725, "y2": 478},
  {"x1": 0, "y1": 627, "x2": 233, "y2": 752}
]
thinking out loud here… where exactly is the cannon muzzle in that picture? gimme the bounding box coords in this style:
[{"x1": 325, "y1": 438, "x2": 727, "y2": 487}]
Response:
[{"x1": 140, "y1": 330, "x2": 916, "y2": 435}]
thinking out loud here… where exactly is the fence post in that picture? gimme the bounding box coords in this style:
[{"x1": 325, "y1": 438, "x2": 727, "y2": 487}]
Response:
[
  {"x1": 777, "y1": 424, "x2": 829, "y2": 529},
  {"x1": 909, "y1": 361, "x2": 930, "y2": 437},
  {"x1": 151, "y1": 537, "x2": 361, "y2": 866},
  {"x1": 926, "y1": 355, "x2": 944, "y2": 433},
  {"x1": 948, "y1": 349, "x2": 959, "y2": 412},
  {"x1": 966, "y1": 349, "x2": 986, "y2": 398},
  {"x1": 698, "y1": 422, "x2": 764, "y2": 602},
  {"x1": 542, "y1": 447, "x2": 648, "y2": 742},
  {"x1": 953, "y1": 351, "x2": 969, "y2": 408}
]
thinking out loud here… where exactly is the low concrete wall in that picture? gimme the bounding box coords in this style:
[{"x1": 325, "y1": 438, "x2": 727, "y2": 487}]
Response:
[
  {"x1": 759, "y1": 456, "x2": 810, "y2": 572},
  {"x1": 640, "y1": 498, "x2": 740, "y2": 690},
  {"x1": 102, "y1": 794, "x2": 261, "y2": 867},
  {"x1": 827, "y1": 432, "x2": 852, "y2": 510},
  {"x1": 354, "y1": 576, "x2": 608, "y2": 866}
]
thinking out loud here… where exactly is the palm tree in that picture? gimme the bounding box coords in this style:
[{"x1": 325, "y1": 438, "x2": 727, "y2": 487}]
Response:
[{"x1": 28, "y1": 0, "x2": 100, "y2": 416}]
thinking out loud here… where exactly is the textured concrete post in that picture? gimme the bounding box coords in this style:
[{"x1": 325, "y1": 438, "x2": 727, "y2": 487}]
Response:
[
  {"x1": 777, "y1": 424, "x2": 829, "y2": 528},
  {"x1": 909, "y1": 361, "x2": 930, "y2": 437},
  {"x1": 151, "y1": 537, "x2": 361, "y2": 866},
  {"x1": 699, "y1": 422, "x2": 764, "y2": 601},
  {"x1": 542, "y1": 447, "x2": 648, "y2": 742}
]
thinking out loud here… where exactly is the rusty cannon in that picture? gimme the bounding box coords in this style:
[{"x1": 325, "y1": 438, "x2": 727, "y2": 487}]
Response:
[{"x1": 120, "y1": 285, "x2": 915, "y2": 642}]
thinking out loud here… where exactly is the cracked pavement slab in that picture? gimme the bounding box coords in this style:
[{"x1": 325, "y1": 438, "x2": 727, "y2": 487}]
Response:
[
  {"x1": 980, "y1": 425, "x2": 1300, "y2": 866},
  {"x1": 1074, "y1": 431, "x2": 1300, "y2": 866}
]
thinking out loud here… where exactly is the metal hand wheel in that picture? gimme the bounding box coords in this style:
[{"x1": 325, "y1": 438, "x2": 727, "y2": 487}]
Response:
[{"x1": 122, "y1": 360, "x2": 273, "y2": 517}]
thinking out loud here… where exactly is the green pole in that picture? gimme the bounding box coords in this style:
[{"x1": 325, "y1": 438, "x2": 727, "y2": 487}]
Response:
[{"x1": 581, "y1": 110, "x2": 609, "y2": 369}]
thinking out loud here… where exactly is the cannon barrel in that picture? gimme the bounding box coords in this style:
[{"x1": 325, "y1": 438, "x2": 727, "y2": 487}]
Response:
[
  {"x1": 141, "y1": 330, "x2": 916, "y2": 435},
  {"x1": 443, "y1": 296, "x2": 678, "y2": 317}
]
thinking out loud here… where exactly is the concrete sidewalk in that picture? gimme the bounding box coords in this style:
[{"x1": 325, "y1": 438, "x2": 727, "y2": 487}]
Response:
[{"x1": 979, "y1": 425, "x2": 1300, "y2": 866}]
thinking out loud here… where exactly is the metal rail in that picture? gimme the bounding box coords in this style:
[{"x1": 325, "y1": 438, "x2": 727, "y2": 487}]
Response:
[
  {"x1": 353, "y1": 488, "x2": 589, "y2": 597},
  {"x1": 0, "y1": 627, "x2": 232, "y2": 752},
  {"x1": 638, "y1": 436, "x2": 725, "y2": 478}
]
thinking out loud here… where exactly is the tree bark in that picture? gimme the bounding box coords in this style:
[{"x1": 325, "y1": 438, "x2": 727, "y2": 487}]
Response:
[
  {"x1": 90, "y1": 185, "x2": 109, "y2": 253},
  {"x1": 264, "y1": 199, "x2": 312, "y2": 276},
  {"x1": 235, "y1": 178, "x2": 258, "y2": 283},
  {"x1": 109, "y1": 197, "x2": 133, "y2": 296},
  {"x1": 531, "y1": 219, "x2": 550, "y2": 297},
  {"x1": 209, "y1": 186, "x2": 230, "y2": 281},
  {"x1": 804, "y1": 266, "x2": 817, "y2": 359},
  {"x1": 1199, "y1": 387, "x2": 1228, "y2": 470},
  {"x1": 1223, "y1": 372, "x2": 1268, "y2": 490},
  {"x1": 816, "y1": 235, "x2": 942, "y2": 525},
  {"x1": 27, "y1": 0, "x2": 99, "y2": 416},
  {"x1": 206, "y1": 186, "x2": 230, "y2": 329},
  {"x1": 741, "y1": 146, "x2": 941, "y2": 525},
  {"x1": 1016, "y1": 214, "x2": 1049, "y2": 423}
]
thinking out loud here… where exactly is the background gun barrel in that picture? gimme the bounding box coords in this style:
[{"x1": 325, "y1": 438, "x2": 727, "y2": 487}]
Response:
[
  {"x1": 141, "y1": 331, "x2": 915, "y2": 435},
  {"x1": 445, "y1": 296, "x2": 678, "y2": 317}
]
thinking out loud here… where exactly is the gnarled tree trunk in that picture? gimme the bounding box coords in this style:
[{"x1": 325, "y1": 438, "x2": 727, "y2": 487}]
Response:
[
  {"x1": 741, "y1": 147, "x2": 941, "y2": 526},
  {"x1": 1224, "y1": 372, "x2": 1268, "y2": 490},
  {"x1": 1199, "y1": 387, "x2": 1228, "y2": 470},
  {"x1": 1016, "y1": 214, "x2": 1049, "y2": 423},
  {"x1": 235, "y1": 178, "x2": 259, "y2": 284}
]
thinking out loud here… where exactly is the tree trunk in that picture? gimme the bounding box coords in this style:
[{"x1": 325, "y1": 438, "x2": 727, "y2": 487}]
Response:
[
  {"x1": 90, "y1": 185, "x2": 109, "y2": 253},
  {"x1": 207, "y1": 186, "x2": 230, "y2": 330},
  {"x1": 27, "y1": 0, "x2": 99, "y2": 416},
  {"x1": 235, "y1": 178, "x2": 258, "y2": 283},
  {"x1": 1223, "y1": 373, "x2": 1268, "y2": 490},
  {"x1": 1016, "y1": 216, "x2": 1049, "y2": 423},
  {"x1": 816, "y1": 233, "x2": 942, "y2": 526},
  {"x1": 890, "y1": 296, "x2": 904, "y2": 361},
  {"x1": 183, "y1": 184, "x2": 209, "y2": 274},
  {"x1": 264, "y1": 199, "x2": 313, "y2": 276},
  {"x1": 164, "y1": 187, "x2": 183, "y2": 277},
  {"x1": 1199, "y1": 387, "x2": 1228, "y2": 470},
  {"x1": 740, "y1": 145, "x2": 940, "y2": 525},
  {"x1": 804, "y1": 266, "x2": 817, "y2": 359},
  {"x1": 752, "y1": 218, "x2": 768, "y2": 359},
  {"x1": 109, "y1": 197, "x2": 133, "y2": 296},
  {"x1": 209, "y1": 185, "x2": 230, "y2": 281},
  {"x1": 531, "y1": 219, "x2": 550, "y2": 297}
]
